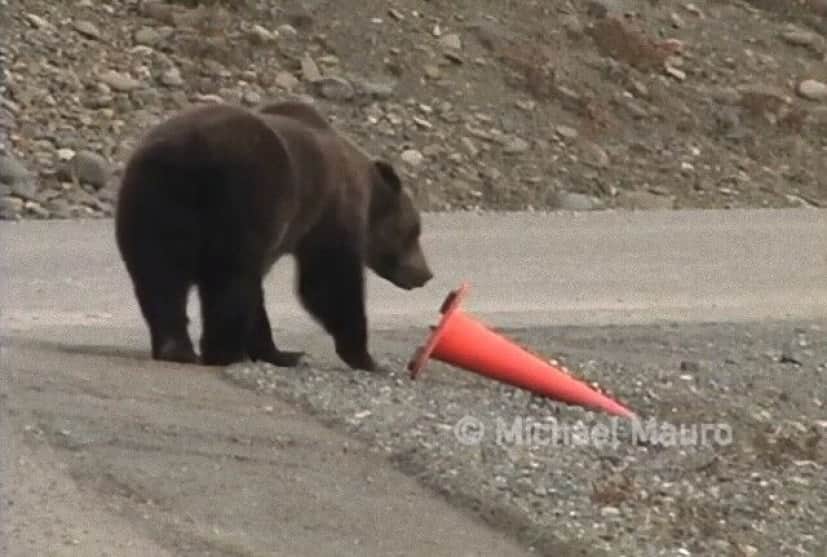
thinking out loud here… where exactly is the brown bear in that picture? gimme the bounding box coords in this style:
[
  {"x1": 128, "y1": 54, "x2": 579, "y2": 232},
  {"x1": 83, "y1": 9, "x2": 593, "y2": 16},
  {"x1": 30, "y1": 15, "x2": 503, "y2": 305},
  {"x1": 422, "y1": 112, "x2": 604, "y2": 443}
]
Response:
[{"x1": 114, "y1": 99, "x2": 433, "y2": 372}]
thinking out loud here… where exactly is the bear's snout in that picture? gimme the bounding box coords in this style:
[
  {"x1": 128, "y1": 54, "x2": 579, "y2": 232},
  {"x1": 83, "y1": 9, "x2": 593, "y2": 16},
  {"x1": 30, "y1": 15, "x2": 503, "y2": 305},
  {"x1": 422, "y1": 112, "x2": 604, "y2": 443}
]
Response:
[
  {"x1": 394, "y1": 248, "x2": 433, "y2": 289},
  {"x1": 401, "y1": 266, "x2": 433, "y2": 289}
]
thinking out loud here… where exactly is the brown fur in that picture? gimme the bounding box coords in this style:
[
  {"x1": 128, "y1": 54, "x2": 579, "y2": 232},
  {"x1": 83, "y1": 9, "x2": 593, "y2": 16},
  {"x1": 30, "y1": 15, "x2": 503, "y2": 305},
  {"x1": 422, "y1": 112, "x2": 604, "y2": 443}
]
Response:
[{"x1": 114, "y1": 100, "x2": 432, "y2": 370}]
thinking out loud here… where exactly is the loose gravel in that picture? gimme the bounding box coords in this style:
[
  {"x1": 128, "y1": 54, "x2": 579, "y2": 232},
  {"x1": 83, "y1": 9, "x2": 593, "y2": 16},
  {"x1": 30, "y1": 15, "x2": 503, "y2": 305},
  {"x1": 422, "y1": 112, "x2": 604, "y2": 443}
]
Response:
[{"x1": 225, "y1": 319, "x2": 827, "y2": 556}]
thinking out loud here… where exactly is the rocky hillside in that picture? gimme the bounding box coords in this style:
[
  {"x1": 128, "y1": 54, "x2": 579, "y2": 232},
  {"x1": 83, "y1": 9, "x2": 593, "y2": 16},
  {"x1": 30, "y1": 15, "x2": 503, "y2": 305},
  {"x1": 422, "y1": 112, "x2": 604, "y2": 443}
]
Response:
[{"x1": 1, "y1": 0, "x2": 827, "y2": 220}]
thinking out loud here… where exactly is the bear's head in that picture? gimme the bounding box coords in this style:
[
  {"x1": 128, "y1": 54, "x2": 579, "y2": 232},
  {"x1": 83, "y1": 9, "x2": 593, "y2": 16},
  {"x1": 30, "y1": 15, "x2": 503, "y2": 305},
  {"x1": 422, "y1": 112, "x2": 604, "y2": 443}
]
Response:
[{"x1": 366, "y1": 160, "x2": 433, "y2": 290}]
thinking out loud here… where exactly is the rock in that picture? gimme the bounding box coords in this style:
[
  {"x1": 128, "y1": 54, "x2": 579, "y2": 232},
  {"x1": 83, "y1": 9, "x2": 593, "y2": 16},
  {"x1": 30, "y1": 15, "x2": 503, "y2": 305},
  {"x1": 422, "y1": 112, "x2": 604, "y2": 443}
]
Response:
[
  {"x1": 422, "y1": 145, "x2": 442, "y2": 158},
  {"x1": 0, "y1": 154, "x2": 32, "y2": 185},
  {"x1": 680, "y1": 360, "x2": 701, "y2": 373},
  {"x1": 797, "y1": 79, "x2": 827, "y2": 101},
  {"x1": 549, "y1": 191, "x2": 599, "y2": 211},
  {"x1": 140, "y1": 2, "x2": 175, "y2": 24},
  {"x1": 160, "y1": 67, "x2": 184, "y2": 88},
  {"x1": 57, "y1": 148, "x2": 76, "y2": 161},
  {"x1": 582, "y1": 141, "x2": 610, "y2": 168},
  {"x1": 165, "y1": 90, "x2": 186, "y2": 108},
  {"x1": 250, "y1": 25, "x2": 276, "y2": 44},
  {"x1": 465, "y1": 18, "x2": 518, "y2": 53},
  {"x1": 301, "y1": 55, "x2": 322, "y2": 82},
  {"x1": 130, "y1": 88, "x2": 161, "y2": 108},
  {"x1": 99, "y1": 70, "x2": 141, "y2": 92},
  {"x1": 24, "y1": 200, "x2": 50, "y2": 218},
  {"x1": 739, "y1": 545, "x2": 758, "y2": 557},
  {"x1": 781, "y1": 29, "x2": 822, "y2": 49},
  {"x1": 562, "y1": 14, "x2": 584, "y2": 37},
  {"x1": 586, "y1": 0, "x2": 626, "y2": 19},
  {"x1": 615, "y1": 190, "x2": 675, "y2": 210},
  {"x1": 203, "y1": 60, "x2": 231, "y2": 78},
  {"x1": 357, "y1": 80, "x2": 395, "y2": 99},
  {"x1": 779, "y1": 341, "x2": 805, "y2": 365},
  {"x1": 503, "y1": 136, "x2": 530, "y2": 154},
  {"x1": 26, "y1": 13, "x2": 53, "y2": 30},
  {"x1": 461, "y1": 137, "x2": 479, "y2": 157},
  {"x1": 400, "y1": 149, "x2": 424, "y2": 166},
  {"x1": 440, "y1": 33, "x2": 462, "y2": 50},
  {"x1": 423, "y1": 65, "x2": 441, "y2": 80},
  {"x1": 0, "y1": 105, "x2": 15, "y2": 127},
  {"x1": 286, "y1": 10, "x2": 314, "y2": 30},
  {"x1": 9, "y1": 179, "x2": 38, "y2": 202},
  {"x1": 412, "y1": 116, "x2": 432, "y2": 129},
  {"x1": 242, "y1": 90, "x2": 262, "y2": 106},
  {"x1": 218, "y1": 88, "x2": 243, "y2": 105},
  {"x1": 292, "y1": 94, "x2": 317, "y2": 106},
  {"x1": 43, "y1": 198, "x2": 75, "y2": 219},
  {"x1": 443, "y1": 51, "x2": 464, "y2": 65},
  {"x1": 276, "y1": 24, "x2": 298, "y2": 37},
  {"x1": 73, "y1": 20, "x2": 101, "y2": 40},
  {"x1": 134, "y1": 27, "x2": 162, "y2": 46},
  {"x1": 314, "y1": 76, "x2": 355, "y2": 101},
  {"x1": 710, "y1": 540, "x2": 731, "y2": 553},
  {"x1": 317, "y1": 55, "x2": 340, "y2": 66},
  {"x1": 66, "y1": 150, "x2": 111, "y2": 189},
  {"x1": 624, "y1": 98, "x2": 648, "y2": 119},
  {"x1": 516, "y1": 99, "x2": 536, "y2": 111},
  {"x1": 0, "y1": 196, "x2": 23, "y2": 219},
  {"x1": 600, "y1": 505, "x2": 621, "y2": 517},
  {"x1": 665, "y1": 65, "x2": 686, "y2": 81},
  {"x1": 275, "y1": 71, "x2": 300, "y2": 91},
  {"x1": 714, "y1": 107, "x2": 741, "y2": 133},
  {"x1": 193, "y1": 93, "x2": 225, "y2": 104},
  {"x1": 66, "y1": 186, "x2": 99, "y2": 207},
  {"x1": 737, "y1": 84, "x2": 790, "y2": 107},
  {"x1": 556, "y1": 125, "x2": 579, "y2": 140}
]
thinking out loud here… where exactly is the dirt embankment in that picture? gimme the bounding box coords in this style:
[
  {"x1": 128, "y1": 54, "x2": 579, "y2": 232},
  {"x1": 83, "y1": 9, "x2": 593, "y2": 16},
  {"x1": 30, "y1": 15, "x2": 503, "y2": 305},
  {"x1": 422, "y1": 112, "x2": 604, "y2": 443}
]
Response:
[{"x1": 1, "y1": 0, "x2": 826, "y2": 220}]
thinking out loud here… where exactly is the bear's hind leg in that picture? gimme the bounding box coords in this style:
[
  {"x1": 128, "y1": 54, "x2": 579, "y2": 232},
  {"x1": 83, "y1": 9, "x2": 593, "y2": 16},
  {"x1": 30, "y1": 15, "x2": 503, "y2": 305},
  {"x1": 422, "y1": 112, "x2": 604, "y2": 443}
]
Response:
[
  {"x1": 197, "y1": 271, "x2": 259, "y2": 366},
  {"x1": 245, "y1": 288, "x2": 304, "y2": 367},
  {"x1": 296, "y1": 247, "x2": 376, "y2": 372},
  {"x1": 131, "y1": 269, "x2": 197, "y2": 364}
]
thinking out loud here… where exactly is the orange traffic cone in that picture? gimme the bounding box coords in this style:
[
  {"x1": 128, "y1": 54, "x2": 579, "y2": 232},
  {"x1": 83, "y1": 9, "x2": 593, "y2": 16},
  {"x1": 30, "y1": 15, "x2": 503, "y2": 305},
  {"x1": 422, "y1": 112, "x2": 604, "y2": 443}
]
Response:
[{"x1": 408, "y1": 283, "x2": 636, "y2": 419}]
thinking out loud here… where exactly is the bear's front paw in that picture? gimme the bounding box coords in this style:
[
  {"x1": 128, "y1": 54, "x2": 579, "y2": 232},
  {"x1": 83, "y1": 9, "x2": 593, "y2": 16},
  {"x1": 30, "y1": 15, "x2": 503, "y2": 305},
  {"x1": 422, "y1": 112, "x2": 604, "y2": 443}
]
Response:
[
  {"x1": 336, "y1": 346, "x2": 377, "y2": 372},
  {"x1": 258, "y1": 349, "x2": 305, "y2": 368},
  {"x1": 156, "y1": 339, "x2": 198, "y2": 364},
  {"x1": 370, "y1": 357, "x2": 397, "y2": 375}
]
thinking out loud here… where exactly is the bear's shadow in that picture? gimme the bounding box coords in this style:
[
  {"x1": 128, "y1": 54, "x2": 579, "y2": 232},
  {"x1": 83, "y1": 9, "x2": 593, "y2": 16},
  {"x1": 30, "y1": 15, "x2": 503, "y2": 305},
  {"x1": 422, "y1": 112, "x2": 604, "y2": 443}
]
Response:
[
  {"x1": 21, "y1": 338, "x2": 338, "y2": 373},
  {"x1": 23, "y1": 338, "x2": 148, "y2": 362}
]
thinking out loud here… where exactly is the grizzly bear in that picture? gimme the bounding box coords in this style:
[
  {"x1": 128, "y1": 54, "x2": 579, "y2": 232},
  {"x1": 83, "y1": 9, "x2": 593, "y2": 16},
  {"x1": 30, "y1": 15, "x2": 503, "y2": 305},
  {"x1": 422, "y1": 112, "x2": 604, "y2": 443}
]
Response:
[{"x1": 114, "y1": 100, "x2": 433, "y2": 372}]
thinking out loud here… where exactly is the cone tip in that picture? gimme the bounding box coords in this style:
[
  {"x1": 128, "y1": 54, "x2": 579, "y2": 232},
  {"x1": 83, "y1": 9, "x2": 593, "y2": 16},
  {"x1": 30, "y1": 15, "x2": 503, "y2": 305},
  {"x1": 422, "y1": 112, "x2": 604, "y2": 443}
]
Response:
[
  {"x1": 591, "y1": 393, "x2": 637, "y2": 419},
  {"x1": 613, "y1": 407, "x2": 638, "y2": 420}
]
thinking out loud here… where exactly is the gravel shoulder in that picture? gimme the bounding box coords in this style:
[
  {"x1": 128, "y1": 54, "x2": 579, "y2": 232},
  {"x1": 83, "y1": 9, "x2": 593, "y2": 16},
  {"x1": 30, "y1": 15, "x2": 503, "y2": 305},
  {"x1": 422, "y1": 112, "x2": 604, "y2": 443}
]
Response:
[{"x1": 226, "y1": 319, "x2": 827, "y2": 557}]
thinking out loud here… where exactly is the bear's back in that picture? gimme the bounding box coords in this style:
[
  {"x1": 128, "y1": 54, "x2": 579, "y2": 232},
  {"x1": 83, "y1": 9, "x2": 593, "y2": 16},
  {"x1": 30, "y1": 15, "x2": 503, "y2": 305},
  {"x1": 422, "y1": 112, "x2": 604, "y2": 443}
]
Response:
[{"x1": 135, "y1": 104, "x2": 289, "y2": 170}]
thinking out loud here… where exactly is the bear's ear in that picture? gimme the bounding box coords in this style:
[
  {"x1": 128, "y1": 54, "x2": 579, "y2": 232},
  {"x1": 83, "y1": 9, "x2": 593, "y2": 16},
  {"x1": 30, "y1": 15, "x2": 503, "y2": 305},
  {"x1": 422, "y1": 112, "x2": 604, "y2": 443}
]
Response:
[{"x1": 374, "y1": 160, "x2": 402, "y2": 193}]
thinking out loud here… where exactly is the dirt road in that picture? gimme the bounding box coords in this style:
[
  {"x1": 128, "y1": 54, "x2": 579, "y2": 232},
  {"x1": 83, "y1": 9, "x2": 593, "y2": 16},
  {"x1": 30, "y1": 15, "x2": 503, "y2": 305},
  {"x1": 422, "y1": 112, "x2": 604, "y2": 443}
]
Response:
[{"x1": 2, "y1": 208, "x2": 825, "y2": 556}]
